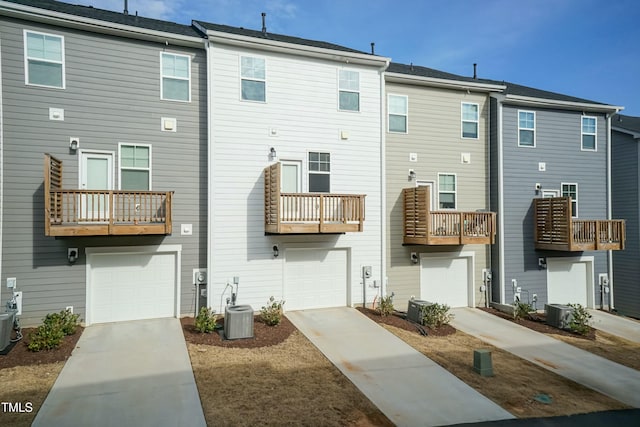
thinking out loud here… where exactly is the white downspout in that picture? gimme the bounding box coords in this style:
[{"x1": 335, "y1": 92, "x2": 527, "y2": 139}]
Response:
[
  {"x1": 496, "y1": 95, "x2": 506, "y2": 304},
  {"x1": 205, "y1": 37, "x2": 214, "y2": 309},
  {"x1": 606, "y1": 111, "x2": 615, "y2": 310},
  {"x1": 379, "y1": 60, "x2": 389, "y2": 301},
  {"x1": 0, "y1": 35, "x2": 4, "y2": 285}
]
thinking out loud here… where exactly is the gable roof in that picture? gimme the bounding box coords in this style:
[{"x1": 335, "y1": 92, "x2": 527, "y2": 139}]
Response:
[
  {"x1": 613, "y1": 114, "x2": 640, "y2": 138},
  {"x1": 386, "y1": 62, "x2": 505, "y2": 92},
  {"x1": 1, "y1": 0, "x2": 202, "y2": 38}
]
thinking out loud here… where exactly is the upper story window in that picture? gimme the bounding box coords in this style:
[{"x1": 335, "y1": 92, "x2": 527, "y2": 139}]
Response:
[
  {"x1": 339, "y1": 70, "x2": 359, "y2": 111},
  {"x1": 308, "y1": 152, "x2": 330, "y2": 193},
  {"x1": 518, "y1": 110, "x2": 536, "y2": 147},
  {"x1": 119, "y1": 144, "x2": 151, "y2": 190},
  {"x1": 241, "y1": 56, "x2": 266, "y2": 102},
  {"x1": 561, "y1": 183, "x2": 578, "y2": 217},
  {"x1": 438, "y1": 173, "x2": 457, "y2": 209},
  {"x1": 388, "y1": 95, "x2": 408, "y2": 133},
  {"x1": 581, "y1": 116, "x2": 597, "y2": 151},
  {"x1": 461, "y1": 103, "x2": 479, "y2": 139},
  {"x1": 24, "y1": 30, "x2": 65, "y2": 88},
  {"x1": 161, "y1": 53, "x2": 190, "y2": 102}
]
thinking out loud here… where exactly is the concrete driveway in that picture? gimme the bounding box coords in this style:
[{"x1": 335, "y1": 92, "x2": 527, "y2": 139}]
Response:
[
  {"x1": 588, "y1": 309, "x2": 640, "y2": 343},
  {"x1": 32, "y1": 318, "x2": 206, "y2": 427}
]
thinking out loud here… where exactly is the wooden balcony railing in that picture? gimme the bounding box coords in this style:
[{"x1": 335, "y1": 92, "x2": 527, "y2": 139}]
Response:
[
  {"x1": 534, "y1": 197, "x2": 625, "y2": 251},
  {"x1": 44, "y1": 154, "x2": 173, "y2": 236},
  {"x1": 403, "y1": 187, "x2": 496, "y2": 245},
  {"x1": 264, "y1": 163, "x2": 365, "y2": 234}
]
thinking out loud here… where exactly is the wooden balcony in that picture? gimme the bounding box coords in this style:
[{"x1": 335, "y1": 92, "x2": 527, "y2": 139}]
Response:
[
  {"x1": 534, "y1": 197, "x2": 625, "y2": 251},
  {"x1": 264, "y1": 163, "x2": 365, "y2": 234},
  {"x1": 403, "y1": 187, "x2": 496, "y2": 245},
  {"x1": 44, "y1": 154, "x2": 173, "y2": 237}
]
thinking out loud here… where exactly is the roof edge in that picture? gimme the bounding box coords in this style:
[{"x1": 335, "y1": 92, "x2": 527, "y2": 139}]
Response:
[
  {"x1": 385, "y1": 71, "x2": 505, "y2": 92},
  {"x1": 498, "y1": 93, "x2": 623, "y2": 113},
  {"x1": 612, "y1": 126, "x2": 640, "y2": 139}
]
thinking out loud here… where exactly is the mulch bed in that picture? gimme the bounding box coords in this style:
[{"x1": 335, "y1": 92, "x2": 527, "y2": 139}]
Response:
[
  {"x1": 356, "y1": 306, "x2": 456, "y2": 337},
  {"x1": 0, "y1": 327, "x2": 83, "y2": 370},
  {"x1": 181, "y1": 315, "x2": 295, "y2": 348},
  {"x1": 479, "y1": 307, "x2": 596, "y2": 340}
]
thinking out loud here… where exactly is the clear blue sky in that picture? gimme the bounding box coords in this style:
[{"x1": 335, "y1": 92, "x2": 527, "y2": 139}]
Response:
[{"x1": 78, "y1": 0, "x2": 639, "y2": 115}]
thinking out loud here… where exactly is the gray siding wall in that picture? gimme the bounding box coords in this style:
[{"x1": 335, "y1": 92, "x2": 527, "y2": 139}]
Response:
[
  {"x1": 499, "y1": 104, "x2": 609, "y2": 306},
  {"x1": 611, "y1": 129, "x2": 640, "y2": 318},
  {"x1": 1, "y1": 17, "x2": 207, "y2": 326}
]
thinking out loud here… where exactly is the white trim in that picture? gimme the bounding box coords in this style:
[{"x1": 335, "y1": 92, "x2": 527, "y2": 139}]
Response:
[
  {"x1": 205, "y1": 40, "x2": 214, "y2": 311},
  {"x1": 437, "y1": 172, "x2": 457, "y2": 210},
  {"x1": 118, "y1": 143, "x2": 152, "y2": 191},
  {"x1": 384, "y1": 72, "x2": 505, "y2": 92},
  {"x1": 338, "y1": 69, "x2": 360, "y2": 112},
  {"x1": 160, "y1": 52, "x2": 191, "y2": 102},
  {"x1": 419, "y1": 251, "x2": 476, "y2": 307},
  {"x1": 307, "y1": 150, "x2": 331, "y2": 193},
  {"x1": 517, "y1": 110, "x2": 536, "y2": 147},
  {"x1": 606, "y1": 114, "x2": 615, "y2": 309},
  {"x1": 78, "y1": 149, "x2": 115, "y2": 190},
  {"x1": 85, "y1": 245, "x2": 182, "y2": 325},
  {"x1": 546, "y1": 256, "x2": 595, "y2": 309},
  {"x1": 461, "y1": 102, "x2": 479, "y2": 139},
  {"x1": 23, "y1": 29, "x2": 65, "y2": 89},
  {"x1": 387, "y1": 93, "x2": 408, "y2": 133},
  {"x1": 561, "y1": 182, "x2": 578, "y2": 218},
  {"x1": 279, "y1": 159, "x2": 302, "y2": 192},
  {"x1": 416, "y1": 180, "x2": 435, "y2": 210},
  {"x1": 504, "y1": 94, "x2": 622, "y2": 114},
  {"x1": 494, "y1": 94, "x2": 506, "y2": 304},
  {"x1": 379, "y1": 62, "x2": 388, "y2": 301},
  {"x1": 0, "y1": 33, "x2": 4, "y2": 282},
  {"x1": 541, "y1": 189, "x2": 560, "y2": 198},
  {"x1": 581, "y1": 115, "x2": 597, "y2": 151},
  {"x1": 240, "y1": 55, "x2": 266, "y2": 103}
]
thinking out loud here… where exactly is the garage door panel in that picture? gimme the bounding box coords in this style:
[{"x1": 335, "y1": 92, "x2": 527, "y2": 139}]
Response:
[
  {"x1": 547, "y1": 259, "x2": 589, "y2": 307},
  {"x1": 89, "y1": 252, "x2": 176, "y2": 324},
  {"x1": 420, "y1": 256, "x2": 469, "y2": 308}
]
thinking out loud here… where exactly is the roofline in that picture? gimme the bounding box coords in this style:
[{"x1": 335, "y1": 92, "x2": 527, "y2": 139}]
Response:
[
  {"x1": 196, "y1": 24, "x2": 390, "y2": 67},
  {"x1": 0, "y1": 1, "x2": 203, "y2": 48},
  {"x1": 494, "y1": 92, "x2": 623, "y2": 113},
  {"x1": 612, "y1": 126, "x2": 640, "y2": 139},
  {"x1": 385, "y1": 71, "x2": 505, "y2": 92}
]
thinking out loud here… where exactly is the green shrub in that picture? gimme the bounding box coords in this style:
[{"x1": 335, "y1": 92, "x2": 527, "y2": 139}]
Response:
[
  {"x1": 195, "y1": 307, "x2": 219, "y2": 333},
  {"x1": 567, "y1": 303, "x2": 592, "y2": 335},
  {"x1": 378, "y1": 294, "x2": 394, "y2": 317},
  {"x1": 27, "y1": 308, "x2": 80, "y2": 352},
  {"x1": 260, "y1": 296, "x2": 285, "y2": 326},
  {"x1": 513, "y1": 301, "x2": 534, "y2": 320},
  {"x1": 420, "y1": 303, "x2": 453, "y2": 328}
]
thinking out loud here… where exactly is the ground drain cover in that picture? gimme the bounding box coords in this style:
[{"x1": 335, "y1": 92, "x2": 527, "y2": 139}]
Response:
[{"x1": 533, "y1": 393, "x2": 553, "y2": 404}]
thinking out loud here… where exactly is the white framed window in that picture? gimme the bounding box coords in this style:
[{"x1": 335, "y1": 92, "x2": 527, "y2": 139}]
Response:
[
  {"x1": 438, "y1": 173, "x2": 457, "y2": 209},
  {"x1": 24, "y1": 30, "x2": 65, "y2": 88},
  {"x1": 581, "y1": 116, "x2": 597, "y2": 151},
  {"x1": 338, "y1": 70, "x2": 359, "y2": 111},
  {"x1": 161, "y1": 52, "x2": 190, "y2": 102},
  {"x1": 461, "y1": 103, "x2": 479, "y2": 139},
  {"x1": 119, "y1": 144, "x2": 151, "y2": 191},
  {"x1": 561, "y1": 183, "x2": 578, "y2": 217},
  {"x1": 240, "y1": 56, "x2": 266, "y2": 102},
  {"x1": 308, "y1": 152, "x2": 330, "y2": 193},
  {"x1": 518, "y1": 110, "x2": 536, "y2": 147},
  {"x1": 388, "y1": 94, "x2": 408, "y2": 133}
]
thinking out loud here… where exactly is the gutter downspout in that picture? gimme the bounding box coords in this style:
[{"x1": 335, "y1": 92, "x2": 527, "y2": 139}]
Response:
[
  {"x1": 204, "y1": 37, "x2": 214, "y2": 310},
  {"x1": 0, "y1": 34, "x2": 4, "y2": 287},
  {"x1": 379, "y1": 59, "x2": 389, "y2": 303},
  {"x1": 606, "y1": 111, "x2": 615, "y2": 310},
  {"x1": 495, "y1": 95, "x2": 506, "y2": 304}
]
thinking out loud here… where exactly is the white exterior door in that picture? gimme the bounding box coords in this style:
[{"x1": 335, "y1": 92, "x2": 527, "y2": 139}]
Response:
[
  {"x1": 280, "y1": 160, "x2": 301, "y2": 193},
  {"x1": 86, "y1": 247, "x2": 179, "y2": 324},
  {"x1": 547, "y1": 257, "x2": 593, "y2": 307},
  {"x1": 416, "y1": 180, "x2": 435, "y2": 210},
  {"x1": 420, "y1": 254, "x2": 473, "y2": 307},
  {"x1": 79, "y1": 151, "x2": 113, "y2": 221},
  {"x1": 284, "y1": 249, "x2": 348, "y2": 310}
]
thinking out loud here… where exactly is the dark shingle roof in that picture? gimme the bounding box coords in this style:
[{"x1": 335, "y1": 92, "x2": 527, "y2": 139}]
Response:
[
  {"x1": 3, "y1": 0, "x2": 202, "y2": 37},
  {"x1": 387, "y1": 62, "x2": 494, "y2": 84},
  {"x1": 497, "y1": 81, "x2": 607, "y2": 106},
  {"x1": 194, "y1": 20, "x2": 370, "y2": 55},
  {"x1": 613, "y1": 114, "x2": 640, "y2": 134}
]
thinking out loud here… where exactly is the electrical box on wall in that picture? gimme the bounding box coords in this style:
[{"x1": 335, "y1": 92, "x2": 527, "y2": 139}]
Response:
[{"x1": 362, "y1": 266, "x2": 372, "y2": 279}]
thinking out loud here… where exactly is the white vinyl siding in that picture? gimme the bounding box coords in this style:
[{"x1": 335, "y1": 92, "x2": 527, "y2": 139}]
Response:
[
  {"x1": 438, "y1": 173, "x2": 457, "y2": 209},
  {"x1": 461, "y1": 102, "x2": 479, "y2": 139},
  {"x1": 24, "y1": 30, "x2": 65, "y2": 88},
  {"x1": 161, "y1": 52, "x2": 190, "y2": 102},
  {"x1": 562, "y1": 182, "x2": 578, "y2": 217},
  {"x1": 581, "y1": 116, "x2": 597, "y2": 151},
  {"x1": 308, "y1": 152, "x2": 330, "y2": 193},
  {"x1": 339, "y1": 69, "x2": 360, "y2": 111},
  {"x1": 518, "y1": 110, "x2": 536, "y2": 147},
  {"x1": 240, "y1": 56, "x2": 266, "y2": 102},
  {"x1": 119, "y1": 144, "x2": 151, "y2": 190},
  {"x1": 388, "y1": 94, "x2": 408, "y2": 133}
]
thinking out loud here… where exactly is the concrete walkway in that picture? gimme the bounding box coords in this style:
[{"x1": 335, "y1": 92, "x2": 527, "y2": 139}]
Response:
[
  {"x1": 33, "y1": 318, "x2": 206, "y2": 427},
  {"x1": 588, "y1": 309, "x2": 640, "y2": 343},
  {"x1": 451, "y1": 308, "x2": 640, "y2": 408},
  {"x1": 287, "y1": 307, "x2": 514, "y2": 427}
]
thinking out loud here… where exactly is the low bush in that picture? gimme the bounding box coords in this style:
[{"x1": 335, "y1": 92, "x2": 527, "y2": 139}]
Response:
[
  {"x1": 567, "y1": 303, "x2": 592, "y2": 335},
  {"x1": 195, "y1": 307, "x2": 219, "y2": 333},
  {"x1": 513, "y1": 301, "x2": 534, "y2": 320},
  {"x1": 260, "y1": 296, "x2": 285, "y2": 326},
  {"x1": 420, "y1": 303, "x2": 453, "y2": 328},
  {"x1": 378, "y1": 294, "x2": 394, "y2": 317},
  {"x1": 27, "y1": 308, "x2": 80, "y2": 352}
]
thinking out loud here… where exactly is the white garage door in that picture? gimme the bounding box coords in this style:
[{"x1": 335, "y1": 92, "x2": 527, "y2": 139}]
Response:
[
  {"x1": 87, "y1": 249, "x2": 178, "y2": 324},
  {"x1": 547, "y1": 258, "x2": 592, "y2": 307},
  {"x1": 285, "y1": 249, "x2": 348, "y2": 310},
  {"x1": 420, "y1": 255, "x2": 471, "y2": 307}
]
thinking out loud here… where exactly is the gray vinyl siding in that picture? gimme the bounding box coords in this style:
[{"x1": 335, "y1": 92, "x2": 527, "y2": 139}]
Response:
[
  {"x1": 385, "y1": 81, "x2": 491, "y2": 307},
  {"x1": 611, "y1": 129, "x2": 640, "y2": 318},
  {"x1": 1, "y1": 16, "x2": 207, "y2": 326},
  {"x1": 499, "y1": 104, "x2": 609, "y2": 306}
]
